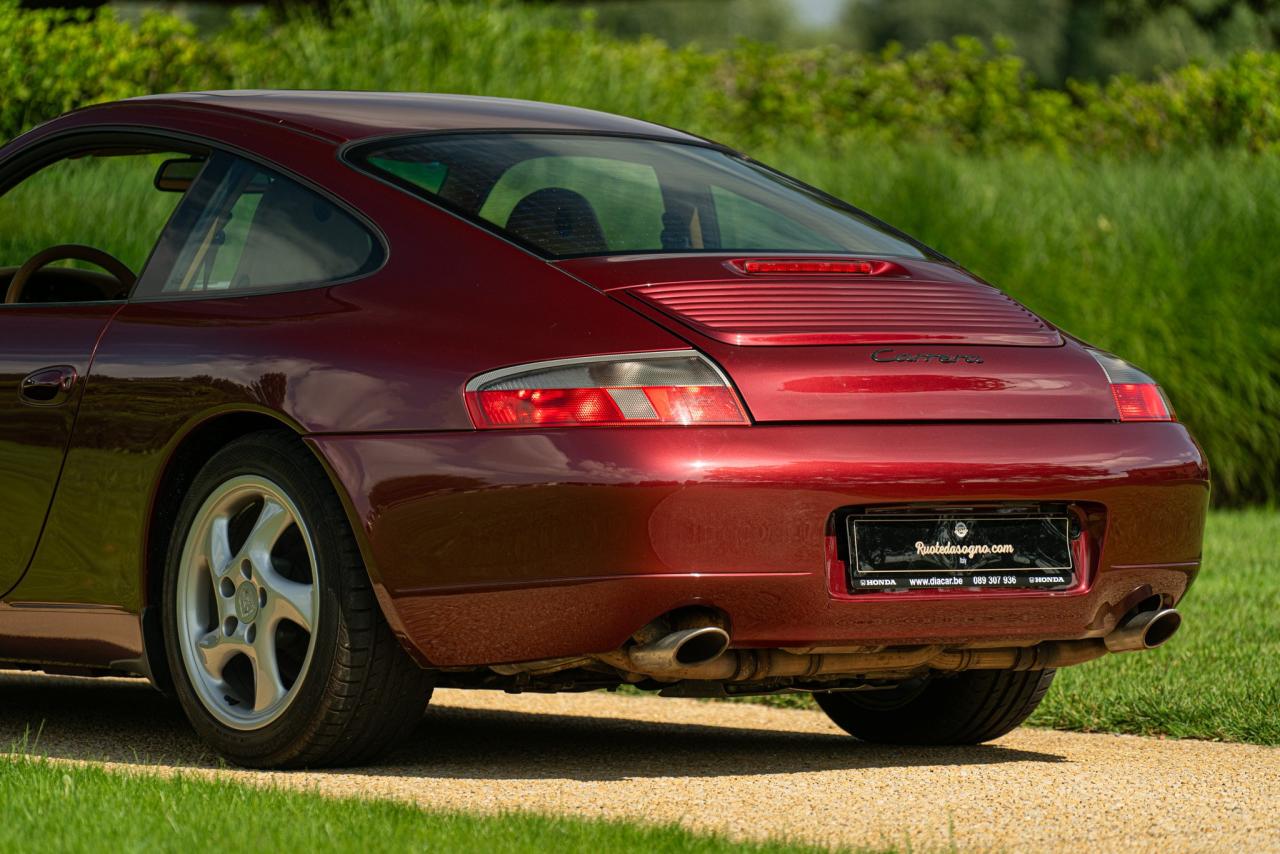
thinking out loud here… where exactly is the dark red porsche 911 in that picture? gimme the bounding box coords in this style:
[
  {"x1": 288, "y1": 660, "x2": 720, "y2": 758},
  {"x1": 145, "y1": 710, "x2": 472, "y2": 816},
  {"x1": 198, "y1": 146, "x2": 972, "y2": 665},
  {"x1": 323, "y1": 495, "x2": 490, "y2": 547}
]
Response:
[{"x1": 0, "y1": 91, "x2": 1207, "y2": 768}]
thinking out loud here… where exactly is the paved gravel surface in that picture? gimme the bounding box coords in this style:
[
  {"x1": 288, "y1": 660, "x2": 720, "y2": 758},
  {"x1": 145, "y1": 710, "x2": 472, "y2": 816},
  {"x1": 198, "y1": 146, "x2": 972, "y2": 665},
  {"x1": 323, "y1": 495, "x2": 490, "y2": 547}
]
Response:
[{"x1": 2, "y1": 670, "x2": 1277, "y2": 852}]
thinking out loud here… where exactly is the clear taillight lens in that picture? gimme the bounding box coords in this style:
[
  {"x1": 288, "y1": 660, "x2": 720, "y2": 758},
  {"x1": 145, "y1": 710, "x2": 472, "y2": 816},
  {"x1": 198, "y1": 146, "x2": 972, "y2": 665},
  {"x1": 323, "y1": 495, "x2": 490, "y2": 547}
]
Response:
[
  {"x1": 465, "y1": 351, "x2": 749, "y2": 428},
  {"x1": 1087, "y1": 349, "x2": 1174, "y2": 422}
]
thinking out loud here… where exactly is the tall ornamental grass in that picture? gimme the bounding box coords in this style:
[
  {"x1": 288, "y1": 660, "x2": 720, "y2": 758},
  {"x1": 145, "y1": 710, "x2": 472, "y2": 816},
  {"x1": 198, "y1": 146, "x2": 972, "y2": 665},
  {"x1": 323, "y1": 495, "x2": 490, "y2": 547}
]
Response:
[{"x1": 764, "y1": 143, "x2": 1279, "y2": 505}]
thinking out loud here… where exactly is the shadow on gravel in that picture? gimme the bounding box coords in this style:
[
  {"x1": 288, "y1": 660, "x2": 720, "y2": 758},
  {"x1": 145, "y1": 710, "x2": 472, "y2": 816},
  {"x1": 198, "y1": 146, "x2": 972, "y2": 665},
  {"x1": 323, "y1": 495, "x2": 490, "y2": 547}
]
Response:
[{"x1": 1, "y1": 672, "x2": 1066, "y2": 779}]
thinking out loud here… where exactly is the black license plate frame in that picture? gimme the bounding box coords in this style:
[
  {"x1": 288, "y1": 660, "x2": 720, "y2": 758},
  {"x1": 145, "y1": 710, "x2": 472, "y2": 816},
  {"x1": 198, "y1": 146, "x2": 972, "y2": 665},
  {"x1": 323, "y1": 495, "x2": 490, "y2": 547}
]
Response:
[{"x1": 847, "y1": 513, "x2": 1076, "y2": 592}]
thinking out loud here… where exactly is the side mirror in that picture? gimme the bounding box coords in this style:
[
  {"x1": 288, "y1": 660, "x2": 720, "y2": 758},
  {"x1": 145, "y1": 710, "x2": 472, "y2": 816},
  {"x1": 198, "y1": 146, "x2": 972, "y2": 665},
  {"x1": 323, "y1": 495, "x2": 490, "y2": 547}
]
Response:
[{"x1": 154, "y1": 157, "x2": 206, "y2": 192}]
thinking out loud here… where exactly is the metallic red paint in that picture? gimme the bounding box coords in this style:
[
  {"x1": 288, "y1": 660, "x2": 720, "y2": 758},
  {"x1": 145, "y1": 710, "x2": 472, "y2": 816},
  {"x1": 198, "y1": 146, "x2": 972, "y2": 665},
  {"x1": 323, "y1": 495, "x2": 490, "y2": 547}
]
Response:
[
  {"x1": 125, "y1": 91, "x2": 710, "y2": 145},
  {"x1": 616, "y1": 267, "x2": 1059, "y2": 347},
  {"x1": 0, "y1": 93, "x2": 1209, "y2": 683},
  {"x1": 556, "y1": 254, "x2": 1120, "y2": 420},
  {"x1": 311, "y1": 422, "x2": 1206, "y2": 666}
]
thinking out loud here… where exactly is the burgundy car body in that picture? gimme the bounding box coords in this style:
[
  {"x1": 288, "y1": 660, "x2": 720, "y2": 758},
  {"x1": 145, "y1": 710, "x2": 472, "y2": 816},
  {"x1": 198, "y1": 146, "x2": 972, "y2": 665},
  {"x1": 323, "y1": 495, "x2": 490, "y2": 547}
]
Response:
[{"x1": 0, "y1": 93, "x2": 1207, "y2": 681}]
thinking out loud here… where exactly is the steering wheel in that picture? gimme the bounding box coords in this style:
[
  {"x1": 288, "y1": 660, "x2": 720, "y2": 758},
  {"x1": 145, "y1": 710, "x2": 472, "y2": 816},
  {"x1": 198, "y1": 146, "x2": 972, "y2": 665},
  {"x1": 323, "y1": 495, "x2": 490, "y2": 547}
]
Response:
[{"x1": 5, "y1": 244, "x2": 136, "y2": 304}]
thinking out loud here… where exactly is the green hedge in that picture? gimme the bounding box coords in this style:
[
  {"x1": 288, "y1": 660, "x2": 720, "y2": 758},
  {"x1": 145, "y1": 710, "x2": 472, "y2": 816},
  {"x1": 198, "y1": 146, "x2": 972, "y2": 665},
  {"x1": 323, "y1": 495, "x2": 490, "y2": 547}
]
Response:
[
  {"x1": 6, "y1": 0, "x2": 1280, "y2": 155},
  {"x1": 0, "y1": 4, "x2": 218, "y2": 141},
  {"x1": 1, "y1": 0, "x2": 1277, "y2": 504}
]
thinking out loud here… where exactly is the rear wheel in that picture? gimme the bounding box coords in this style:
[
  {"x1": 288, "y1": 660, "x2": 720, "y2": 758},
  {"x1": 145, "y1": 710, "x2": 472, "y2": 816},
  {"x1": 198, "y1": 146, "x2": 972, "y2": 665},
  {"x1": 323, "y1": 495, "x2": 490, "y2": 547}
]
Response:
[
  {"x1": 162, "y1": 431, "x2": 433, "y2": 768},
  {"x1": 814, "y1": 669, "x2": 1055, "y2": 745}
]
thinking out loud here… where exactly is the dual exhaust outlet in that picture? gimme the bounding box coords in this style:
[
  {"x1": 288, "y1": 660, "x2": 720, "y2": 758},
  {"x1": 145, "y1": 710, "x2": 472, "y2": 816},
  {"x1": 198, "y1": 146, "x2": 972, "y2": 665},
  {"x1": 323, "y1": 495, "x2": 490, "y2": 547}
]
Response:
[{"x1": 599, "y1": 602, "x2": 1182, "y2": 682}]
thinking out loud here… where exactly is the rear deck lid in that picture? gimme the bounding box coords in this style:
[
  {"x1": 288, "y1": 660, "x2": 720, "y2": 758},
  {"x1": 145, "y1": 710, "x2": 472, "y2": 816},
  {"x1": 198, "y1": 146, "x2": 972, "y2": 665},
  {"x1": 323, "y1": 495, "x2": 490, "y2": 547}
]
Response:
[
  {"x1": 556, "y1": 255, "x2": 1119, "y2": 422},
  {"x1": 564, "y1": 255, "x2": 1062, "y2": 348}
]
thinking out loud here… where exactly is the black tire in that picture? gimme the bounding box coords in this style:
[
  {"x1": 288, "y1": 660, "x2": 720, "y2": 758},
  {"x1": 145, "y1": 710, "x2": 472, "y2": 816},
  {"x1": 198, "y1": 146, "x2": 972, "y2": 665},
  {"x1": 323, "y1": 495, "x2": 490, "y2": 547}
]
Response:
[
  {"x1": 814, "y1": 668, "x2": 1055, "y2": 745},
  {"x1": 161, "y1": 430, "x2": 433, "y2": 768}
]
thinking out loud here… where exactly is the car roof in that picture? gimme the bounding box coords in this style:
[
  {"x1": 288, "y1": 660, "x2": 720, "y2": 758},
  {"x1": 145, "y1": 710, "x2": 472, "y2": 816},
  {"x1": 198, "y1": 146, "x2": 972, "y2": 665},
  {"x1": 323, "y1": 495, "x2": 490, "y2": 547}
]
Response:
[{"x1": 112, "y1": 91, "x2": 709, "y2": 145}]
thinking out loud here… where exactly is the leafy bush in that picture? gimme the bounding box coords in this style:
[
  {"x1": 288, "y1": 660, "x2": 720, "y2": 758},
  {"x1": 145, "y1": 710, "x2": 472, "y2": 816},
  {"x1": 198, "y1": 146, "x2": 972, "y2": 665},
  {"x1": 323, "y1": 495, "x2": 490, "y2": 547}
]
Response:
[
  {"x1": 207, "y1": 1, "x2": 1280, "y2": 156},
  {"x1": 837, "y1": 0, "x2": 1280, "y2": 87},
  {"x1": 5, "y1": 0, "x2": 1280, "y2": 155},
  {"x1": 0, "y1": 1, "x2": 220, "y2": 140},
  {"x1": 213, "y1": 0, "x2": 717, "y2": 137}
]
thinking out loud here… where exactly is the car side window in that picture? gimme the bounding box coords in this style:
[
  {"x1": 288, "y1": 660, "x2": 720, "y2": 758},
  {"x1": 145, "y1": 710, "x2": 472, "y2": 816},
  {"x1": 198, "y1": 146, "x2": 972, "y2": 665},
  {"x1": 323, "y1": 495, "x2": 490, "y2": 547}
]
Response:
[
  {"x1": 145, "y1": 153, "x2": 381, "y2": 297},
  {"x1": 0, "y1": 149, "x2": 191, "y2": 304}
]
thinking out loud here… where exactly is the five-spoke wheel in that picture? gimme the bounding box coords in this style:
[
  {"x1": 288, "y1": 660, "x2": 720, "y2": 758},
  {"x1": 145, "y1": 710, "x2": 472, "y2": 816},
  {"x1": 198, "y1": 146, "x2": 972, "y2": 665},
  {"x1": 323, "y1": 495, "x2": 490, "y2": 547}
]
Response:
[
  {"x1": 163, "y1": 431, "x2": 433, "y2": 768},
  {"x1": 177, "y1": 476, "x2": 318, "y2": 729}
]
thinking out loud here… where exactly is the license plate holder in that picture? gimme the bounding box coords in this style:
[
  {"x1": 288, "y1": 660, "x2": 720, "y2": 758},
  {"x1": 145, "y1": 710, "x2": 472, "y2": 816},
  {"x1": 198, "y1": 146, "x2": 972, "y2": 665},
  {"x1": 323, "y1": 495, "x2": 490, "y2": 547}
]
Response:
[{"x1": 847, "y1": 513, "x2": 1075, "y2": 592}]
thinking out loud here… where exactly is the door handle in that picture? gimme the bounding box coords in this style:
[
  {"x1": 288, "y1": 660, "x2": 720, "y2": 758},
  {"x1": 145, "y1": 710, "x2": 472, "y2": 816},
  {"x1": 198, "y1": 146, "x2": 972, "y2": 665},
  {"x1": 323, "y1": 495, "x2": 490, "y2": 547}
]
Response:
[{"x1": 20, "y1": 365, "x2": 78, "y2": 406}]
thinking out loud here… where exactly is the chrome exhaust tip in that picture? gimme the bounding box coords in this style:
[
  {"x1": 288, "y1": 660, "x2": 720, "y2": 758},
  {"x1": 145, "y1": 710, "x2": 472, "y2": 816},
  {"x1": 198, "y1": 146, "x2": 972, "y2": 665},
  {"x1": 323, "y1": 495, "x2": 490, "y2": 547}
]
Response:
[
  {"x1": 1105, "y1": 607, "x2": 1182, "y2": 653},
  {"x1": 628, "y1": 626, "x2": 732, "y2": 671}
]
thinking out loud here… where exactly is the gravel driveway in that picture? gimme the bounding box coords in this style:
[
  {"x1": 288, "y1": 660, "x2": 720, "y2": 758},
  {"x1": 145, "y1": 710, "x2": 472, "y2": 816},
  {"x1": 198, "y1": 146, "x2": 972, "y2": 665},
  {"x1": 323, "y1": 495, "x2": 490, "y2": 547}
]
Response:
[{"x1": 2, "y1": 670, "x2": 1276, "y2": 852}]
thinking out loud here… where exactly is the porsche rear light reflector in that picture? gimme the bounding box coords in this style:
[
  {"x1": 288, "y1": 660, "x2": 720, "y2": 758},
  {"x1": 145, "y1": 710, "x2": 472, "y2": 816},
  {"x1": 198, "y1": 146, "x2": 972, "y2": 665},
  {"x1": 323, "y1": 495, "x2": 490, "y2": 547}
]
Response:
[
  {"x1": 1087, "y1": 349, "x2": 1175, "y2": 422},
  {"x1": 465, "y1": 351, "x2": 748, "y2": 428},
  {"x1": 1110, "y1": 383, "x2": 1172, "y2": 422}
]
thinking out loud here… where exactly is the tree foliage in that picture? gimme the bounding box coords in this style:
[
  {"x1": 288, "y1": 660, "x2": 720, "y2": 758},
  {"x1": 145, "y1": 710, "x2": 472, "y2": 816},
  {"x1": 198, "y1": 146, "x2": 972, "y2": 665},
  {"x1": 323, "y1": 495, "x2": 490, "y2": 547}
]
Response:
[{"x1": 842, "y1": 0, "x2": 1280, "y2": 85}]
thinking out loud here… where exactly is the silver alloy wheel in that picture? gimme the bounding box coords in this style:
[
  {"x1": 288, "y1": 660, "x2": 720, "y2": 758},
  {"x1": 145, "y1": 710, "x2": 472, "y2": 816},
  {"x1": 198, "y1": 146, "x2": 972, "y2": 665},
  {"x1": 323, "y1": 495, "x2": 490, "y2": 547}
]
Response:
[{"x1": 175, "y1": 475, "x2": 320, "y2": 730}]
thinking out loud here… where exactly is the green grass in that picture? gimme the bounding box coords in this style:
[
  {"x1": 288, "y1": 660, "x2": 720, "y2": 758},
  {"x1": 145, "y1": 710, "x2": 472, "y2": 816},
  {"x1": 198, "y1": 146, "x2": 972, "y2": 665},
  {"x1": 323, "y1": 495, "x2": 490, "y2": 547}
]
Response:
[
  {"x1": 742, "y1": 510, "x2": 1280, "y2": 745},
  {"x1": 0, "y1": 759, "x2": 854, "y2": 854},
  {"x1": 0, "y1": 152, "x2": 182, "y2": 275},
  {"x1": 1028, "y1": 509, "x2": 1280, "y2": 743}
]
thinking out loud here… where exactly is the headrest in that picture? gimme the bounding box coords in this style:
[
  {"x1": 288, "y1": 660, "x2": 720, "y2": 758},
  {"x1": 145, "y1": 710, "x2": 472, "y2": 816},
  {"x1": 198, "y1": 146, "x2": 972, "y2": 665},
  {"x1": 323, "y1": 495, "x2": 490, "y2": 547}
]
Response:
[{"x1": 504, "y1": 187, "x2": 608, "y2": 256}]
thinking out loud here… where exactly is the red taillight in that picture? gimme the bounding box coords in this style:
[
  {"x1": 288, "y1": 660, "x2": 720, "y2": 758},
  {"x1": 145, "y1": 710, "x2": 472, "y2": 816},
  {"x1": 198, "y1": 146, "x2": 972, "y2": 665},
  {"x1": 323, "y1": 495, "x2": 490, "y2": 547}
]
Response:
[
  {"x1": 472, "y1": 388, "x2": 622, "y2": 426},
  {"x1": 727, "y1": 258, "x2": 905, "y2": 276},
  {"x1": 465, "y1": 352, "x2": 749, "y2": 429},
  {"x1": 1110, "y1": 383, "x2": 1172, "y2": 422},
  {"x1": 1087, "y1": 349, "x2": 1175, "y2": 422}
]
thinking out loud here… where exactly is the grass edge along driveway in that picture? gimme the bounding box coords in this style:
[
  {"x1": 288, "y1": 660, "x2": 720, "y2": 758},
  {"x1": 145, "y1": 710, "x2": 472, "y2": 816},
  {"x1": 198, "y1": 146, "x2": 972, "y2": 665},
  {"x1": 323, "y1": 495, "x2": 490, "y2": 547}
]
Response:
[{"x1": 0, "y1": 757, "x2": 897, "y2": 854}]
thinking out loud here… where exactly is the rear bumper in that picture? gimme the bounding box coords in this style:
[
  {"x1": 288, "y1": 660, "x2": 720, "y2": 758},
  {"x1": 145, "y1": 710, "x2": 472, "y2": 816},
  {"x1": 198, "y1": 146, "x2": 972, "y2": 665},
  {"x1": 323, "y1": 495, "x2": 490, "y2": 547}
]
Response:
[{"x1": 310, "y1": 422, "x2": 1209, "y2": 667}]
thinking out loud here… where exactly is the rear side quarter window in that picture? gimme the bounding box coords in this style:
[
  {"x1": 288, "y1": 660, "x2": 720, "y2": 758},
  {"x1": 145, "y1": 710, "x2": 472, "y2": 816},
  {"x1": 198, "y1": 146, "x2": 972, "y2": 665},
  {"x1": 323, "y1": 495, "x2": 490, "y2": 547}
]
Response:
[{"x1": 135, "y1": 152, "x2": 382, "y2": 299}]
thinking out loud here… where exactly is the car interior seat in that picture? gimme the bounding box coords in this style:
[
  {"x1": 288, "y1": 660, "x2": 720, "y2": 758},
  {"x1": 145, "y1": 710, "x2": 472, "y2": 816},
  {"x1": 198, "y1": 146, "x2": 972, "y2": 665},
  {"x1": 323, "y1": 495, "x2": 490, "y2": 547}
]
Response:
[{"x1": 504, "y1": 187, "x2": 608, "y2": 256}]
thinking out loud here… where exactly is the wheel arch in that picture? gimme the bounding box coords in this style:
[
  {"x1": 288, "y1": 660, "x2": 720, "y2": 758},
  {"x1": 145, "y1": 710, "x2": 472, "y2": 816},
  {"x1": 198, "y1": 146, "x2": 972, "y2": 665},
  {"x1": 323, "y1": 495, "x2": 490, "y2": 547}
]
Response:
[{"x1": 138, "y1": 407, "x2": 373, "y2": 691}]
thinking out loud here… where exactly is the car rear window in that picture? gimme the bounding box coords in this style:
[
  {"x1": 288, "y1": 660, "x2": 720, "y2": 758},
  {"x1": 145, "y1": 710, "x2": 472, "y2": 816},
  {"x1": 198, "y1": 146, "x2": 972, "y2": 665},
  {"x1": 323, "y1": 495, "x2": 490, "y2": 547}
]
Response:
[{"x1": 350, "y1": 133, "x2": 926, "y2": 260}]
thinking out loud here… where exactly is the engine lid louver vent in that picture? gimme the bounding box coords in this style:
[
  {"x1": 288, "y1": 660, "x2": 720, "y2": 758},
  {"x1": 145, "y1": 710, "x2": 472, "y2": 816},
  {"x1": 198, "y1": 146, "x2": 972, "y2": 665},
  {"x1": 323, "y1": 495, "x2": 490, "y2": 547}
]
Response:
[{"x1": 631, "y1": 279, "x2": 1061, "y2": 347}]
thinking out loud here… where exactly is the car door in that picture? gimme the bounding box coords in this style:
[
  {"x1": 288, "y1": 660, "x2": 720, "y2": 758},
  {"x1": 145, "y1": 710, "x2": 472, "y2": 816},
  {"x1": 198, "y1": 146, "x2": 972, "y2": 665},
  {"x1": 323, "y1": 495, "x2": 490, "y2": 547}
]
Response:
[
  {"x1": 0, "y1": 308, "x2": 121, "y2": 595},
  {"x1": 0, "y1": 135, "x2": 198, "y2": 595}
]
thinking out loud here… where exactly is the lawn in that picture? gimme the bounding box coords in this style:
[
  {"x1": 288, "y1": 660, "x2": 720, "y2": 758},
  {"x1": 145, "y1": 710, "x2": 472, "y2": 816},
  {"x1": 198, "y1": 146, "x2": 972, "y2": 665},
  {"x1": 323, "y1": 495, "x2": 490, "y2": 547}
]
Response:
[
  {"x1": 748, "y1": 510, "x2": 1280, "y2": 746},
  {"x1": 1029, "y1": 509, "x2": 1280, "y2": 743},
  {"x1": 0, "y1": 759, "x2": 852, "y2": 854}
]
